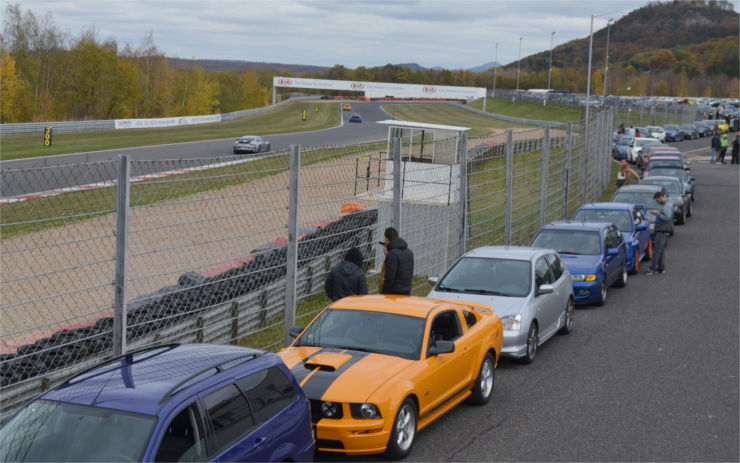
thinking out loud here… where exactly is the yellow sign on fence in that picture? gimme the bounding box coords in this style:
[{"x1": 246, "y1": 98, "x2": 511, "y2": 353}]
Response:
[{"x1": 43, "y1": 126, "x2": 53, "y2": 147}]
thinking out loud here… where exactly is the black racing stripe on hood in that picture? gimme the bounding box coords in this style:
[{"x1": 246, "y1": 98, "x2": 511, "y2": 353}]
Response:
[
  {"x1": 289, "y1": 348, "x2": 327, "y2": 384},
  {"x1": 301, "y1": 349, "x2": 369, "y2": 400}
]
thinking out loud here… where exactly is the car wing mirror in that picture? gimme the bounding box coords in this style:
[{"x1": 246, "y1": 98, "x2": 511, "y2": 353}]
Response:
[
  {"x1": 428, "y1": 276, "x2": 439, "y2": 286},
  {"x1": 537, "y1": 284, "x2": 554, "y2": 296},
  {"x1": 428, "y1": 340, "x2": 455, "y2": 356},
  {"x1": 636, "y1": 223, "x2": 648, "y2": 231},
  {"x1": 289, "y1": 326, "x2": 305, "y2": 339},
  {"x1": 689, "y1": 176, "x2": 695, "y2": 182}
]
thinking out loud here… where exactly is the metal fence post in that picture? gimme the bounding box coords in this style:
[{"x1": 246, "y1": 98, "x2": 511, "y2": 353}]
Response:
[
  {"x1": 392, "y1": 137, "x2": 402, "y2": 230},
  {"x1": 539, "y1": 126, "x2": 550, "y2": 227},
  {"x1": 563, "y1": 121, "x2": 572, "y2": 219},
  {"x1": 591, "y1": 110, "x2": 604, "y2": 201},
  {"x1": 113, "y1": 154, "x2": 130, "y2": 356},
  {"x1": 504, "y1": 129, "x2": 513, "y2": 246},
  {"x1": 582, "y1": 117, "x2": 589, "y2": 205},
  {"x1": 458, "y1": 131, "x2": 468, "y2": 256},
  {"x1": 283, "y1": 144, "x2": 300, "y2": 346}
]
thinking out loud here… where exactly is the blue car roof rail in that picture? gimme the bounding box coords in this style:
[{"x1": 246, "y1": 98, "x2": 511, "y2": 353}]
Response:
[
  {"x1": 58, "y1": 343, "x2": 181, "y2": 390},
  {"x1": 158, "y1": 351, "x2": 265, "y2": 405}
]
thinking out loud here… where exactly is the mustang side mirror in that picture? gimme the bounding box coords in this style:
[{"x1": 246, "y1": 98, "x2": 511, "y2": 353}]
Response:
[
  {"x1": 428, "y1": 340, "x2": 455, "y2": 356},
  {"x1": 636, "y1": 223, "x2": 648, "y2": 231},
  {"x1": 289, "y1": 326, "x2": 305, "y2": 339},
  {"x1": 537, "y1": 284, "x2": 554, "y2": 296},
  {"x1": 428, "y1": 276, "x2": 439, "y2": 286}
]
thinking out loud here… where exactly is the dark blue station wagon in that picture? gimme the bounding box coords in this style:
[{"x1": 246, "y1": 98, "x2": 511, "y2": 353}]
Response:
[{"x1": 0, "y1": 344, "x2": 314, "y2": 462}]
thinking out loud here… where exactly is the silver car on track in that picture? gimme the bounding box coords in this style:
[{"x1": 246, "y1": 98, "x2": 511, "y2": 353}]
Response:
[
  {"x1": 233, "y1": 135, "x2": 271, "y2": 154},
  {"x1": 427, "y1": 246, "x2": 574, "y2": 364}
]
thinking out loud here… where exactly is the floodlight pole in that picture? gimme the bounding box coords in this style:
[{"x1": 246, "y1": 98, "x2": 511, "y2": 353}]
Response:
[
  {"x1": 584, "y1": 14, "x2": 594, "y2": 200},
  {"x1": 545, "y1": 31, "x2": 555, "y2": 106},
  {"x1": 492, "y1": 42, "x2": 499, "y2": 107},
  {"x1": 514, "y1": 37, "x2": 522, "y2": 102},
  {"x1": 603, "y1": 18, "x2": 613, "y2": 98}
]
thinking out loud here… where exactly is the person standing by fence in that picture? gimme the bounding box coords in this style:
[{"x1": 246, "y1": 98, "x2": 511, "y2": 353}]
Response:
[
  {"x1": 616, "y1": 160, "x2": 632, "y2": 188},
  {"x1": 325, "y1": 247, "x2": 368, "y2": 301},
  {"x1": 379, "y1": 227, "x2": 414, "y2": 296},
  {"x1": 645, "y1": 191, "x2": 673, "y2": 275},
  {"x1": 731, "y1": 133, "x2": 739, "y2": 165},
  {"x1": 711, "y1": 132, "x2": 721, "y2": 164},
  {"x1": 718, "y1": 132, "x2": 729, "y2": 164}
]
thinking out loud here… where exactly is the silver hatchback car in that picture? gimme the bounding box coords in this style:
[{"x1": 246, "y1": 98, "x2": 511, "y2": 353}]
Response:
[{"x1": 427, "y1": 246, "x2": 574, "y2": 364}]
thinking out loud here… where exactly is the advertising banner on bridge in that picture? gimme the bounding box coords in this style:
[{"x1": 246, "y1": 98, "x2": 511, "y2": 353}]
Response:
[
  {"x1": 114, "y1": 114, "x2": 222, "y2": 130},
  {"x1": 273, "y1": 77, "x2": 485, "y2": 100}
]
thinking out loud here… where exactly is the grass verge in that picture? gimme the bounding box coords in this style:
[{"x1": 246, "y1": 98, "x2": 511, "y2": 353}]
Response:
[
  {"x1": 468, "y1": 97, "x2": 584, "y2": 124},
  {"x1": 382, "y1": 103, "x2": 529, "y2": 136}
]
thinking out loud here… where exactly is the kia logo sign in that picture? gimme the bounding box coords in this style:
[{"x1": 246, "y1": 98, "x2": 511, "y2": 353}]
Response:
[
  {"x1": 351, "y1": 82, "x2": 365, "y2": 90},
  {"x1": 277, "y1": 78, "x2": 293, "y2": 86},
  {"x1": 423, "y1": 86, "x2": 437, "y2": 94}
]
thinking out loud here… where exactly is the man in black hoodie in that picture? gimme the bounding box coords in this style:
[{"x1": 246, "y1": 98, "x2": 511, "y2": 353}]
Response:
[
  {"x1": 325, "y1": 247, "x2": 368, "y2": 301},
  {"x1": 380, "y1": 227, "x2": 414, "y2": 295}
]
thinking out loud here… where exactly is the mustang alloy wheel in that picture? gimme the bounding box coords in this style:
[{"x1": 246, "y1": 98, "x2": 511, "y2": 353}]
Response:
[
  {"x1": 520, "y1": 323, "x2": 538, "y2": 364},
  {"x1": 468, "y1": 353, "x2": 495, "y2": 405},
  {"x1": 385, "y1": 398, "x2": 417, "y2": 460}
]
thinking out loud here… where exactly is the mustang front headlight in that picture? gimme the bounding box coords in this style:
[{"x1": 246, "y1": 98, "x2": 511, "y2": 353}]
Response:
[
  {"x1": 571, "y1": 274, "x2": 597, "y2": 282},
  {"x1": 350, "y1": 403, "x2": 382, "y2": 419},
  {"x1": 320, "y1": 401, "x2": 341, "y2": 418},
  {"x1": 500, "y1": 314, "x2": 521, "y2": 331}
]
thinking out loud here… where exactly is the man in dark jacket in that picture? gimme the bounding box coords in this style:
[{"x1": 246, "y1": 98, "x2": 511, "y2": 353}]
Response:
[
  {"x1": 645, "y1": 191, "x2": 673, "y2": 275},
  {"x1": 325, "y1": 247, "x2": 367, "y2": 301},
  {"x1": 711, "y1": 132, "x2": 721, "y2": 164},
  {"x1": 380, "y1": 227, "x2": 414, "y2": 295}
]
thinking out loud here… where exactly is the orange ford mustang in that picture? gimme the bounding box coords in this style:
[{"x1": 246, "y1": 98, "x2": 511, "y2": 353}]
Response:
[{"x1": 279, "y1": 295, "x2": 503, "y2": 459}]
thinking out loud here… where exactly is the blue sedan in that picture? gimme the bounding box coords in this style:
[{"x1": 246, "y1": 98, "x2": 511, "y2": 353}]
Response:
[
  {"x1": 572, "y1": 202, "x2": 652, "y2": 274},
  {"x1": 530, "y1": 221, "x2": 629, "y2": 306},
  {"x1": 348, "y1": 113, "x2": 362, "y2": 123},
  {"x1": 614, "y1": 136, "x2": 633, "y2": 160}
]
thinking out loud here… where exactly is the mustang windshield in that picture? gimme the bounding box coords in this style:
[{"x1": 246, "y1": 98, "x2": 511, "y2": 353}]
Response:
[
  {"x1": 0, "y1": 400, "x2": 155, "y2": 462},
  {"x1": 295, "y1": 309, "x2": 425, "y2": 360},
  {"x1": 573, "y1": 209, "x2": 633, "y2": 232},
  {"x1": 436, "y1": 257, "x2": 531, "y2": 298},
  {"x1": 531, "y1": 230, "x2": 602, "y2": 255}
]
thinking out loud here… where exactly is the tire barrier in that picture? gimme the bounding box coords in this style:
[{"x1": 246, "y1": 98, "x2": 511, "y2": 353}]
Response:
[{"x1": 0, "y1": 208, "x2": 378, "y2": 418}]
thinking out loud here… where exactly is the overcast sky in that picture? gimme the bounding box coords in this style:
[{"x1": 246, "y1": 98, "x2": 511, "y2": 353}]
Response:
[{"x1": 13, "y1": 0, "x2": 666, "y2": 69}]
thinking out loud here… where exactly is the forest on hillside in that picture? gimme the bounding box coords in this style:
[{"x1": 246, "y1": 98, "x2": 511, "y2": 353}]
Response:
[{"x1": 1, "y1": 1, "x2": 738, "y2": 124}]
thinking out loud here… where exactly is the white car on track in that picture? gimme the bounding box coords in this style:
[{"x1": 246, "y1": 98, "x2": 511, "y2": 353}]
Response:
[{"x1": 233, "y1": 135, "x2": 271, "y2": 154}]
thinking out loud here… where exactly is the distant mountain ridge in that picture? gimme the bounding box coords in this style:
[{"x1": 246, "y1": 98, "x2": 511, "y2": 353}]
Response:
[{"x1": 167, "y1": 58, "x2": 498, "y2": 75}]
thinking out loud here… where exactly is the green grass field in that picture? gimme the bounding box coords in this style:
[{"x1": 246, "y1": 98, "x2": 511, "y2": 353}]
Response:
[
  {"x1": 381, "y1": 103, "x2": 530, "y2": 136},
  {"x1": 0, "y1": 101, "x2": 341, "y2": 161},
  {"x1": 468, "y1": 97, "x2": 584, "y2": 124}
]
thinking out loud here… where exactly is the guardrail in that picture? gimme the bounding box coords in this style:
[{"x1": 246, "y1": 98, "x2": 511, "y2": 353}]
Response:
[{"x1": 0, "y1": 96, "x2": 318, "y2": 135}]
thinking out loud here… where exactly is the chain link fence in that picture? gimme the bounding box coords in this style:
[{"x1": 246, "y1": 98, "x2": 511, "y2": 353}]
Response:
[{"x1": 0, "y1": 108, "x2": 614, "y2": 421}]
